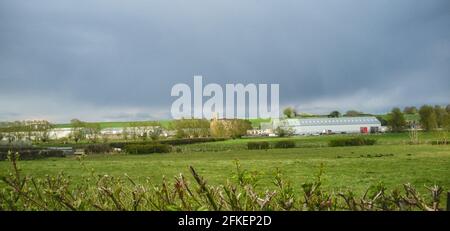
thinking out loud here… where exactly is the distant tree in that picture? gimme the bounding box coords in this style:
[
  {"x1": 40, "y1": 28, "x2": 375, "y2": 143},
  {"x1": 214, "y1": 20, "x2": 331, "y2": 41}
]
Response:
[
  {"x1": 175, "y1": 129, "x2": 186, "y2": 139},
  {"x1": 443, "y1": 113, "x2": 450, "y2": 131},
  {"x1": 328, "y1": 111, "x2": 341, "y2": 118},
  {"x1": 434, "y1": 105, "x2": 448, "y2": 128},
  {"x1": 85, "y1": 123, "x2": 101, "y2": 143},
  {"x1": 229, "y1": 119, "x2": 252, "y2": 138},
  {"x1": 148, "y1": 126, "x2": 163, "y2": 141},
  {"x1": 70, "y1": 119, "x2": 85, "y2": 143},
  {"x1": 34, "y1": 120, "x2": 53, "y2": 143},
  {"x1": 122, "y1": 126, "x2": 130, "y2": 140},
  {"x1": 376, "y1": 116, "x2": 388, "y2": 126},
  {"x1": 274, "y1": 127, "x2": 294, "y2": 137},
  {"x1": 129, "y1": 121, "x2": 162, "y2": 141},
  {"x1": 344, "y1": 110, "x2": 363, "y2": 117},
  {"x1": 70, "y1": 119, "x2": 83, "y2": 126},
  {"x1": 387, "y1": 108, "x2": 406, "y2": 132},
  {"x1": 283, "y1": 107, "x2": 297, "y2": 118},
  {"x1": 171, "y1": 119, "x2": 210, "y2": 138},
  {"x1": 419, "y1": 105, "x2": 437, "y2": 131},
  {"x1": 403, "y1": 106, "x2": 418, "y2": 114},
  {"x1": 446, "y1": 104, "x2": 450, "y2": 113},
  {"x1": 210, "y1": 121, "x2": 226, "y2": 138}
]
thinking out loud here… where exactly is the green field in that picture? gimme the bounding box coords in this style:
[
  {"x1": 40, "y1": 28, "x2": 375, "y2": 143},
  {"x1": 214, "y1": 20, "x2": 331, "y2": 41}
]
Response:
[{"x1": 1, "y1": 132, "x2": 449, "y2": 197}]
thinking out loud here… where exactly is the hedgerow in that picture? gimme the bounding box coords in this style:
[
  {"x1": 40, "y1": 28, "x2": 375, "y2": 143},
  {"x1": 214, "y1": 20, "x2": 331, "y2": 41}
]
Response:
[
  {"x1": 125, "y1": 143, "x2": 171, "y2": 154},
  {"x1": 328, "y1": 137, "x2": 376, "y2": 147},
  {"x1": 273, "y1": 140, "x2": 296, "y2": 149},
  {"x1": 247, "y1": 141, "x2": 270, "y2": 150}
]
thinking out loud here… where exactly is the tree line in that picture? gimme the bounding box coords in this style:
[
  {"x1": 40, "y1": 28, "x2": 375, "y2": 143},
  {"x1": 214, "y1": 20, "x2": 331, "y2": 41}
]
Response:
[{"x1": 387, "y1": 105, "x2": 450, "y2": 132}]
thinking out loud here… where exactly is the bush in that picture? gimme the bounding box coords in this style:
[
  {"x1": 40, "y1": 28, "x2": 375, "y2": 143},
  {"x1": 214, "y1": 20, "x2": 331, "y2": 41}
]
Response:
[
  {"x1": 125, "y1": 143, "x2": 171, "y2": 154},
  {"x1": 328, "y1": 137, "x2": 377, "y2": 147},
  {"x1": 273, "y1": 140, "x2": 296, "y2": 149},
  {"x1": 84, "y1": 144, "x2": 112, "y2": 154},
  {"x1": 0, "y1": 149, "x2": 64, "y2": 161},
  {"x1": 247, "y1": 141, "x2": 270, "y2": 150}
]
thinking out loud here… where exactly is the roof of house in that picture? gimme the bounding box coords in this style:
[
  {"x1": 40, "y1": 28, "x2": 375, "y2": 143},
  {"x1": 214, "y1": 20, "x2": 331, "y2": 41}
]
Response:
[{"x1": 281, "y1": 116, "x2": 381, "y2": 127}]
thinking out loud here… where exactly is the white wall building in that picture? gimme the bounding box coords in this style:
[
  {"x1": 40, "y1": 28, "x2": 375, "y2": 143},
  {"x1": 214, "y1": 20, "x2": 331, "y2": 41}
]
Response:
[
  {"x1": 274, "y1": 117, "x2": 382, "y2": 135},
  {"x1": 48, "y1": 128, "x2": 72, "y2": 139}
]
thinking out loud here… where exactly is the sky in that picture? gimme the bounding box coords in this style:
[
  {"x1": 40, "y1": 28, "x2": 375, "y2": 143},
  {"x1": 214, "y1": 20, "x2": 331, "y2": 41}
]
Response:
[{"x1": 0, "y1": 0, "x2": 449, "y2": 123}]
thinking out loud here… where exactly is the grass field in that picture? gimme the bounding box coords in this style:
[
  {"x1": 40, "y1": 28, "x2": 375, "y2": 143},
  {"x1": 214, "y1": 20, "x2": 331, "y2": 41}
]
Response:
[{"x1": 1, "y1": 133, "x2": 449, "y2": 197}]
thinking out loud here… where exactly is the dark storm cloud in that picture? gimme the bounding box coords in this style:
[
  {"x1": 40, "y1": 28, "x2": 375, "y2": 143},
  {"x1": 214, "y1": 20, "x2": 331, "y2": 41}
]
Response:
[{"x1": 0, "y1": 0, "x2": 449, "y2": 122}]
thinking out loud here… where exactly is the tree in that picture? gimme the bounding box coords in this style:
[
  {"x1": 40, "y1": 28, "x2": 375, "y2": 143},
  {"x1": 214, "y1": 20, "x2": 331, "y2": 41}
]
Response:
[
  {"x1": 434, "y1": 105, "x2": 448, "y2": 128},
  {"x1": 403, "y1": 106, "x2": 418, "y2": 114},
  {"x1": 70, "y1": 119, "x2": 86, "y2": 143},
  {"x1": 443, "y1": 113, "x2": 450, "y2": 131},
  {"x1": 171, "y1": 119, "x2": 211, "y2": 138},
  {"x1": 283, "y1": 107, "x2": 297, "y2": 118},
  {"x1": 387, "y1": 108, "x2": 406, "y2": 132},
  {"x1": 85, "y1": 123, "x2": 101, "y2": 143},
  {"x1": 344, "y1": 110, "x2": 363, "y2": 117},
  {"x1": 229, "y1": 119, "x2": 252, "y2": 138},
  {"x1": 122, "y1": 126, "x2": 130, "y2": 140},
  {"x1": 34, "y1": 120, "x2": 53, "y2": 143},
  {"x1": 210, "y1": 119, "x2": 251, "y2": 138},
  {"x1": 328, "y1": 111, "x2": 341, "y2": 118},
  {"x1": 418, "y1": 105, "x2": 437, "y2": 131},
  {"x1": 148, "y1": 126, "x2": 163, "y2": 141},
  {"x1": 210, "y1": 121, "x2": 226, "y2": 138},
  {"x1": 446, "y1": 104, "x2": 450, "y2": 113},
  {"x1": 274, "y1": 127, "x2": 294, "y2": 137},
  {"x1": 376, "y1": 116, "x2": 388, "y2": 126}
]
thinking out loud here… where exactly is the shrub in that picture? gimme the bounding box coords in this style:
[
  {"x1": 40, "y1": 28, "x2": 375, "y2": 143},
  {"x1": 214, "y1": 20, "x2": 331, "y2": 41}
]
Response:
[
  {"x1": 84, "y1": 143, "x2": 112, "y2": 154},
  {"x1": 273, "y1": 140, "x2": 296, "y2": 149},
  {"x1": 328, "y1": 137, "x2": 377, "y2": 147},
  {"x1": 125, "y1": 143, "x2": 171, "y2": 154},
  {"x1": 0, "y1": 149, "x2": 64, "y2": 161},
  {"x1": 247, "y1": 141, "x2": 270, "y2": 150}
]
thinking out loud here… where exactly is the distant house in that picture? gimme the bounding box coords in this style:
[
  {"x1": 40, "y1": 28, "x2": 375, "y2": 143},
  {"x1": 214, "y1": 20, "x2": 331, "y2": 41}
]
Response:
[{"x1": 273, "y1": 116, "x2": 382, "y2": 135}]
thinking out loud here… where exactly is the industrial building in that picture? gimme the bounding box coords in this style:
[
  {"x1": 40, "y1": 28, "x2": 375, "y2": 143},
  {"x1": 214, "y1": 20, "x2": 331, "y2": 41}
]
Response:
[{"x1": 273, "y1": 116, "x2": 383, "y2": 135}]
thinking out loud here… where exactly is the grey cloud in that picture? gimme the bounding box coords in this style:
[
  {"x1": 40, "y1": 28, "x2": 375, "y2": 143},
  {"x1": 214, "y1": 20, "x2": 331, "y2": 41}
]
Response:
[{"x1": 0, "y1": 0, "x2": 449, "y2": 122}]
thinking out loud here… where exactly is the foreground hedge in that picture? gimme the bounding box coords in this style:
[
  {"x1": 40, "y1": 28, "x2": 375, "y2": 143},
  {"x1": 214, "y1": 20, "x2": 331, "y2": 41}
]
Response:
[
  {"x1": 328, "y1": 137, "x2": 376, "y2": 147},
  {"x1": 0, "y1": 154, "x2": 446, "y2": 211},
  {"x1": 125, "y1": 143, "x2": 171, "y2": 154}
]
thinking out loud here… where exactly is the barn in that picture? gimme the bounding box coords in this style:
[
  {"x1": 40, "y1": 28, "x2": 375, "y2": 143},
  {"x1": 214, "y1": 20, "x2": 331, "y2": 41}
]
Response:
[{"x1": 273, "y1": 116, "x2": 382, "y2": 135}]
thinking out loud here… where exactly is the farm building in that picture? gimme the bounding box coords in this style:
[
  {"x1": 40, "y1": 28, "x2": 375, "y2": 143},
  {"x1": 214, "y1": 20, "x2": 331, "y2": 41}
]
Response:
[{"x1": 273, "y1": 116, "x2": 382, "y2": 135}]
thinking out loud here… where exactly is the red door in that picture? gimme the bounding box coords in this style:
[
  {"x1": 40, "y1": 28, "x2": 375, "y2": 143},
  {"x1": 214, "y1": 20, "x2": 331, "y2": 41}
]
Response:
[{"x1": 360, "y1": 127, "x2": 368, "y2": 133}]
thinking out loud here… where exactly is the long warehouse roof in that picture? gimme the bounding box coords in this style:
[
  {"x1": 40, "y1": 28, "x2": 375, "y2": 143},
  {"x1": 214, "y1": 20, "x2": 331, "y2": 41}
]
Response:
[{"x1": 281, "y1": 116, "x2": 381, "y2": 126}]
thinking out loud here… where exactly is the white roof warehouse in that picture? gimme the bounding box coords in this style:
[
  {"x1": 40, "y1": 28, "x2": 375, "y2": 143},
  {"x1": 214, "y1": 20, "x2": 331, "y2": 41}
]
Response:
[{"x1": 273, "y1": 116, "x2": 382, "y2": 135}]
